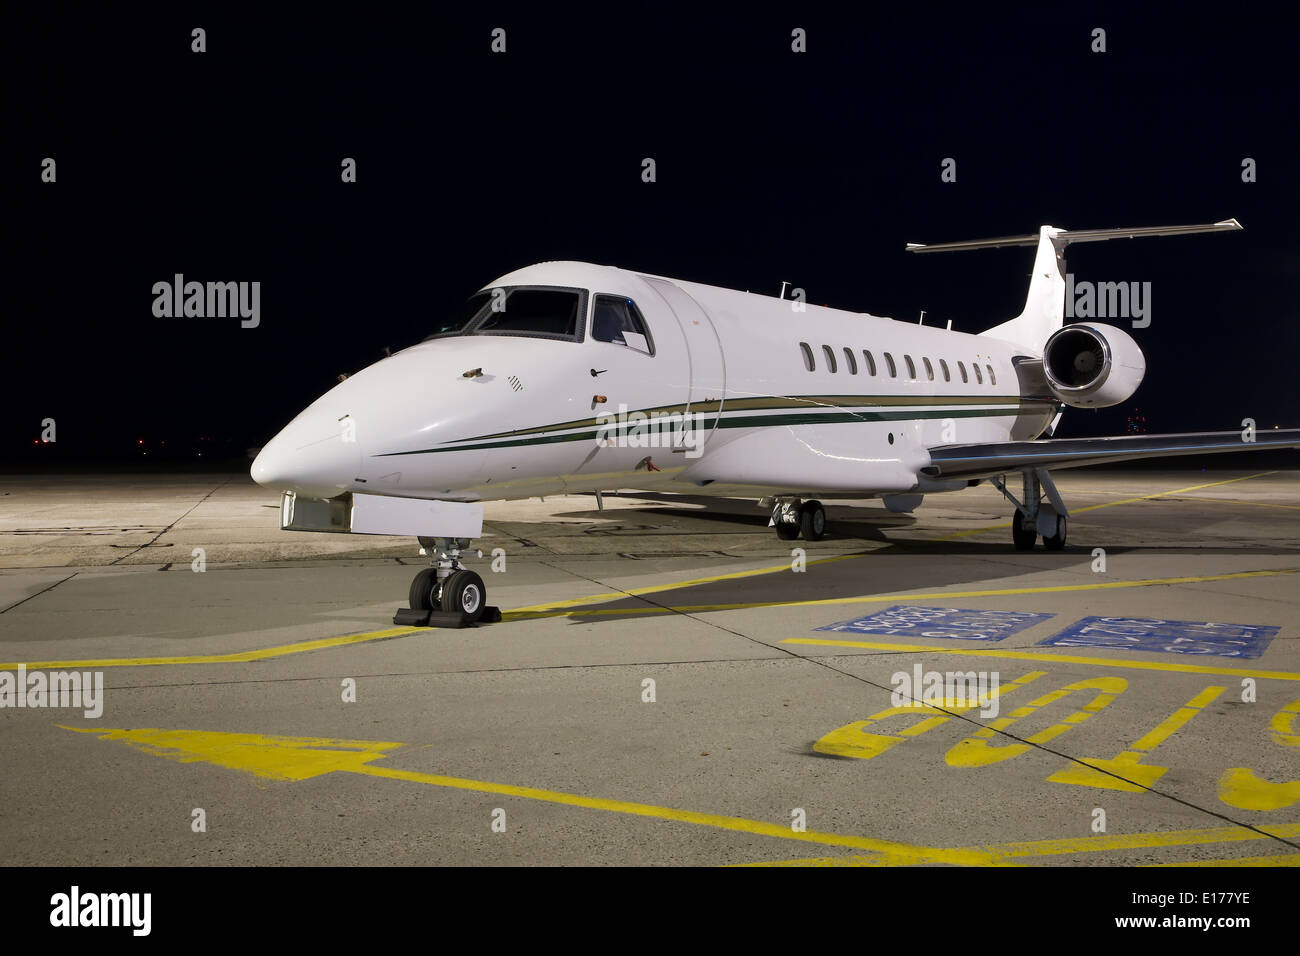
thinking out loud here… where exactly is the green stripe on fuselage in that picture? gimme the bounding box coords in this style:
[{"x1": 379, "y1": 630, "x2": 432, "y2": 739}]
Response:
[
  {"x1": 449, "y1": 394, "x2": 1037, "y2": 443},
  {"x1": 373, "y1": 403, "x2": 1049, "y2": 457}
]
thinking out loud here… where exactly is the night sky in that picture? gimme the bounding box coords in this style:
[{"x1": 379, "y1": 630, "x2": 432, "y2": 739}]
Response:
[{"x1": 7, "y1": 2, "x2": 1298, "y2": 467}]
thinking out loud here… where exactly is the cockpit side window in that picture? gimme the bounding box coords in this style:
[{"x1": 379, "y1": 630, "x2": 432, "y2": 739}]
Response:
[
  {"x1": 425, "y1": 286, "x2": 588, "y2": 342},
  {"x1": 425, "y1": 291, "x2": 491, "y2": 339},
  {"x1": 591, "y1": 294, "x2": 654, "y2": 355}
]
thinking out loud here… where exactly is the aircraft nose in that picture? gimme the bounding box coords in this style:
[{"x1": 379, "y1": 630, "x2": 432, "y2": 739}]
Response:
[{"x1": 251, "y1": 412, "x2": 362, "y2": 499}]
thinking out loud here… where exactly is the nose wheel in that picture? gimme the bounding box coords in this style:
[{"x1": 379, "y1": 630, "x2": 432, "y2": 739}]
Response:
[
  {"x1": 409, "y1": 567, "x2": 440, "y2": 609},
  {"x1": 441, "y1": 569, "x2": 485, "y2": 615},
  {"x1": 394, "y1": 537, "x2": 501, "y2": 627}
]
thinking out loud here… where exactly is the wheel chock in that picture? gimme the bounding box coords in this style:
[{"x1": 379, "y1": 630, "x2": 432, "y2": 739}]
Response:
[
  {"x1": 392, "y1": 607, "x2": 500, "y2": 628},
  {"x1": 393, "y1": 607, "x2": 432, "y2": 627}
]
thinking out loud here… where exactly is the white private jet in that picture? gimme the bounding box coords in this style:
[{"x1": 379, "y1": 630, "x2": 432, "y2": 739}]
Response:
[{"x1": 251, "y1": 219, "x2": 1298, "y2": 624}]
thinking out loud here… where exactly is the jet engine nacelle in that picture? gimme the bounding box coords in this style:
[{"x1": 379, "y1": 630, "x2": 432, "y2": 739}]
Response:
[{"x1": 1041, "y1": 322, "x2": 1146, "y2": 408}]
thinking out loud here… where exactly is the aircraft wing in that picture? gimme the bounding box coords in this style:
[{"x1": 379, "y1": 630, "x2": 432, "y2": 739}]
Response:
[{"x1": 922, "y1": 429, "x2": 1300, "y2": 481}]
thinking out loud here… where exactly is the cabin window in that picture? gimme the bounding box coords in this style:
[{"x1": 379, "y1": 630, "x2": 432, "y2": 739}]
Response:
[
  {"x1": 939, "y1": 359, "x2": 950, "y2": 382},
  {"x1": 430, "y1": 286, "x2": 588, "y2": 342},
  {"x1": 884, "y1": 352, "x2": 897, "y2": 377},
  {"x1": 800, "y1": 342, "x2": 815, "y2": 371},
  {"x1": 863, "y1": 350, "x2": 877, "y2": 376},
  {"x1": 843, "y1": 347, "x2": 858, "y2": 375},
  {"x1": 922, "y1": 357, "x2": 934, "y2": 381},
  {"x1": 958, "y1": 361, "x2": 968, "y2": 383},
  {"x1": 987, "y1": 364, "x2": 996, "y2": 386},
  {"x1": 822, "y1": 345, "x2": 838, "y2": 373},
  {"x1": 904, "y1": 355, "x2": 916, "y2": 379},
  {"x1": 973, "y1": 362, "x2": 983, "y2": 385},
  {"x1": 591, "y1": 294, "x2": 654, "y2": 354}
]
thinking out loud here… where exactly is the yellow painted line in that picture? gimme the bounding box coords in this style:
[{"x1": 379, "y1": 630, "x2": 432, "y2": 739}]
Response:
[
  {"x1": 961, "y1": 822, "x2": 1300, "y2": 861},
  {"x1": 59, "y1": 725, "x2": 992, "y2": 864},
  {"x1": 1, "y1": 626, "x2": 421, "y2": 670},
  {"x1": 935, "y1": 471, "x2": 1277, "y2": 541},
  {"x1": 506, "y1": 566, "x2": 1300, "y2": 621},
  {"x1": 357, "y1": 764, "x2": 996, "y2": 863},
  {"x1": 1173, "y1": 496, "x2": 1300, "y2": 512},
  {"x1": 743, "y1": 849, "x2": 1300, "y2": 868},
  {"x1": 737, "y1": 823, "x2": 1300, "y2": 866},
  {"x1": 733, "y1": 853, "x2": 893, "y2": 867},
  {"x1": 782, "y1": 637, "x2": 1300, "y2": 682},
  {"x1": 506, "y1": 551, "x2": 867, "y2": 615},
  {"x1": 65, "y1": 725, "x2": 1300, "y2": 867},
  {"x1": 1055, "y1": 472, "x2": 1279, "y2": 514}
]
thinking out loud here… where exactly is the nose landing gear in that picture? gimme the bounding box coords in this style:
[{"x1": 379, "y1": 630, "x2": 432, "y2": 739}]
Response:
[{"x1": 394, "y1": 536, "x2": 502, "y2": 627}]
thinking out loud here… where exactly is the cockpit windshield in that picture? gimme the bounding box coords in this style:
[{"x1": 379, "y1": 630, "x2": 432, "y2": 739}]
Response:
[{"x1": 425, "y1": 286, "x2": 587, "y2": 342}]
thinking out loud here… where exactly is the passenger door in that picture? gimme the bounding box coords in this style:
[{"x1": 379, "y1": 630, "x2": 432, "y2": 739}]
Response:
[{"x1": 639, "y1": 276, "x2": 727, "y2": 450}]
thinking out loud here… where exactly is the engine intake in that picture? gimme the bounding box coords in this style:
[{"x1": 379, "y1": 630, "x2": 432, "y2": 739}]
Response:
[{"x1": 1042, "y1": 322, "x2": 1145, "y2": 408}]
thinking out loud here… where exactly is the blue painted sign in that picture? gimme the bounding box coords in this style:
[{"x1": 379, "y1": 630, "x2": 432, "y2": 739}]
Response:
[
  {"x1": 815, "y1": 605, "x2": 1054, "y2": 641},
  {"x1": 1038, "y1": 616, "x2": 1279, "y2": 659}
]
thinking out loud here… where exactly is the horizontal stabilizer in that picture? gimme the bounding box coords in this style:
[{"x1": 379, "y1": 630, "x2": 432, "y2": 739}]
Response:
[{"x1": 905, "y1": 219, "x2": 1242, "y2": 254}]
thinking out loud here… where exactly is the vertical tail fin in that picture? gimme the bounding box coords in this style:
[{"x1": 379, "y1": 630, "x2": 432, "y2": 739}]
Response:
[
  {"x1": 981, "y1": 226, "x2": 1067, "y2": 347},
  {"x1": 905, "y1": 219, "x2": 1242, "y2": 351}
]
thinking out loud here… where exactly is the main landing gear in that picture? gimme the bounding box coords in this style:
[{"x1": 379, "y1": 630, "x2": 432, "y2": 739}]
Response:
[
  {"x1": 990, "y1": 469, "x2": 1069, "y2": 552},
  {"x1": 394, "y1": 537, "x2": 502, "y2": 627},
  {"x1": 769, "y1": 497, "x2": 826, "y2": 542}
]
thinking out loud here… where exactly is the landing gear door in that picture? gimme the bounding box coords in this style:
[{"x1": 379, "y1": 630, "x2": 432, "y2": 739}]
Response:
[{"x1": 640, "y1": 276, "x2": 726, "y2": 451}]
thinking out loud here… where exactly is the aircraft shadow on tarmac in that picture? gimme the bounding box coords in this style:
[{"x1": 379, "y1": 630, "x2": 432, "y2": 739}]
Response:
[{"x1": 523, "y1": 493, "x2": 1297, "y2": 625}]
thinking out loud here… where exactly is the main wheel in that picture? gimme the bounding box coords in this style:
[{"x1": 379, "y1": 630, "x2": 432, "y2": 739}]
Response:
[
  {"x1": 441, "y1": 569, "x2": 486, "y2": 620},
  {"x1": 1043, "y1": 514, "x2": 1068, "y2": 551},
  {"x1": 409, "y1": 567, "x2": 439, "y2": 610},
  {"x1": 1011, "y1": 513, "x2": 1036, "y2": 551},
  {"x1": 800, "y1": 500, "x2": 826, "y2": 541},
  {"x1": 775, "y1": 518, "x2": 800, "y2": 540}
]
